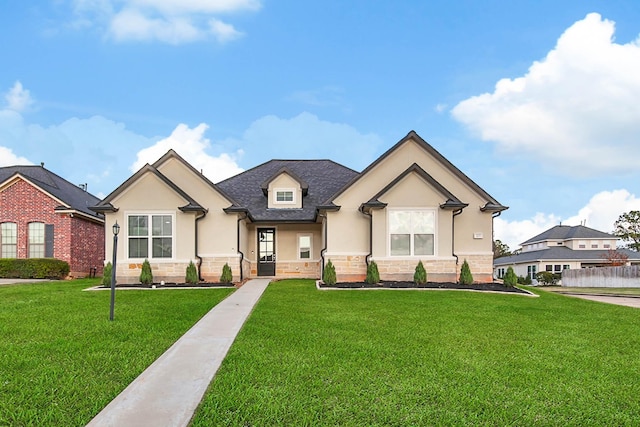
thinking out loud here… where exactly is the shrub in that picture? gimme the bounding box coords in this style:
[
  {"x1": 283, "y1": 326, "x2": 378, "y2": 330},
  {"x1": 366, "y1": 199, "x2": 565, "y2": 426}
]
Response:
[
  {"x1": 536, "y1": 271, "x2": 561, "y2": 286},
  {"x1": 366, "y1": 260, "x2": 380, "y2": 284},
  {"x1": 0, "y1": 258, "x2": 69, "y2": 279},
  {"x1": 323, "y1": 259, "x2": 337, "y2": 285},
  {"x1": 101, "y1": 262, "x2": 112, "y2": 287},
  {"x1": 139, "y1": 259, "x2": 153, "y2": 285},
  {"x1": 459, "y1": 259, "x2": 473, "y2": 285},
  {"x1": 220, "y1": 263, "x2": 233, "y2": 284},
  {"x1": 414, "y1": 260, "x2": 427, "y2": 285},
  {"x1": 517, "y1": 275, "x2": 532, "y2": 286},
  {"x1": 185, "y1": 261, "x2": 198, "y2": 284},
  {"x1": 503, "y1": 266, "x2": 518, "y2": 287}
]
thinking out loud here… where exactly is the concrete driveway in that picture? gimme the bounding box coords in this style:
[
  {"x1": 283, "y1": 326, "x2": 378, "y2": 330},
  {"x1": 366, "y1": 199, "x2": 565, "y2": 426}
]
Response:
[{"x1": 561, "y1": 293, "x2": 640, "y2": 308}]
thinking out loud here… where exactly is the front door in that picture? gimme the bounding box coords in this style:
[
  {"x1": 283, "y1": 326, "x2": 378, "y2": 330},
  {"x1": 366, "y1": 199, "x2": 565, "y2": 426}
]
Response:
[{"x1": 257, "y1": 228, "x2": 276, "y2": 276}]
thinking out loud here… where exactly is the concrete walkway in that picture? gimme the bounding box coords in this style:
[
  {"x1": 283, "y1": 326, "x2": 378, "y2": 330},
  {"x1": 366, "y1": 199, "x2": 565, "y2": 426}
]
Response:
[
  {"x1": 561, "y1": 293, "x2": 640, "y2": 308},
  {"x1": 86, "y1": 278, "x2": 271, "y2": 427}
]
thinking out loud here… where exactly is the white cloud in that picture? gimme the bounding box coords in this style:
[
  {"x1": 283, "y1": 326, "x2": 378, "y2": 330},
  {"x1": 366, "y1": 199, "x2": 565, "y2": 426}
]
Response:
[
  {"x1": 495, "y1": 189, "x2": 640, "y2": 250},
  {"x1": 131, "y1": 123, "x2": 244, "y2": 182},
  {"x1": 0, "y1": 146, "x2": 32, "y2": 167},
  {"x1": 4, "y1": 81, "x2": 34, "y2": 112},
  {"x1": 71, "y1": 0, "x2": 259, "y2": 44},
  {"x1": 452, "y1": 13, "x2": 640, "y2": 177}
]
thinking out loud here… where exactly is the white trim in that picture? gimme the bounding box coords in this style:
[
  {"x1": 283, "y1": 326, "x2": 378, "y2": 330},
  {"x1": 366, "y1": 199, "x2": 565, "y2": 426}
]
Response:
[
  {"x1": 274, "y1": 188, "x2": 296, "y2": 205},
  {"x1": 387, "y1": 208, "x2": 438, "y2": 257},
  {"x1": 297, "y1": 233, "x2": 313, "y2": 260},
  {"x1": 323, "y1": 251, "x2": 369, "y2": 257},
  {"x1": 124, "y1": 211, "x2": 176, "y2": 260}
]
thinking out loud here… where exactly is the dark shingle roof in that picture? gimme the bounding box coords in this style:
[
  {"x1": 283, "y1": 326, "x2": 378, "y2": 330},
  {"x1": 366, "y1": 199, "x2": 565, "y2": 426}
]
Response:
[
  {"x1": 521, "y1": 225, "x2": 615, "y2": 245},
  {"x1": 0, "y1": 165, "x2": 103, "y2": 221},
  {"x1": 494, "y1": 246, "x2": 640, "y2": 266},
  {"x1": 216, "y1": 160, "x2": 359, "y2": 222}
]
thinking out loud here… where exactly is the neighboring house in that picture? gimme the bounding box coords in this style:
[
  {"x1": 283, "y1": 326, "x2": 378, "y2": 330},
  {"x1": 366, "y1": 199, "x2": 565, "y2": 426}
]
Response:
[
  {"x1": 0, "y1": 165, "x2": 105, "y2": 277},
  {"x1": 494, "y1": 224, "x2": 640, "y2": 281},
  {"x1": 92, "y1": 131, "x2": 507, "y2": 284}
]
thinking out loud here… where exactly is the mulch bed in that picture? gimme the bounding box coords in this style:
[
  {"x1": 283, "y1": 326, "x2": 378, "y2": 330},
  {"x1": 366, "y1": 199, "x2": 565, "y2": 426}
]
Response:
[
  {"x1": 99, "y1": 282, "x2": 235, "y2": 289},
  {"x1": 319, "y1": 280, "x2": 530, "y2": 294}
]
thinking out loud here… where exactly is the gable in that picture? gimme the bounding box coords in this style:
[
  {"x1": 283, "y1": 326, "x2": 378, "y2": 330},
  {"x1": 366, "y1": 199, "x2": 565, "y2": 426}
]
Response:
[
  {"x1": 265, "y1": 173, "x2": 303, "y2": 209},
  {"x1": 111, "y1": 171, "x2": 193, "y2": 210},
  {"x1": 333, "y1": 133, "x2": 503, "y2": 211},
  {"x1": 155, "y1": 155, "x2": 235, "y2": 208}
]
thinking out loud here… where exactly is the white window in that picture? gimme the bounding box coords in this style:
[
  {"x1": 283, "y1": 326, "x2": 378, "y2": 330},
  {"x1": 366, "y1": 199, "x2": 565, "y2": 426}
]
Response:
[
  {"x1": 275, "y1": 189, "x2": 295, "y2": 204},
  {"x1": 28, "y1": 222, "x2": 45, "y2": 258},
  {"x1": 590, "y1": 240, "x2": 598, "y2": 249},
  {"x1": 1, "y1": 222, "x2": 17, "y2": 258},
  {"x1": 298, "y1": 234, "x2": 312, "y2": 259},
  {"x1": 578, "y1": 240, "x2": 586, "y2": 249},
  {"x1": 128, "y1": 214, "x2": 173, "y2": 259},
  {"x1": 389, "y1": 210, "x2": 435, "y2": 256},
  {"x1": 527, "y1": 265, "x2": 537, "y2": 280}
]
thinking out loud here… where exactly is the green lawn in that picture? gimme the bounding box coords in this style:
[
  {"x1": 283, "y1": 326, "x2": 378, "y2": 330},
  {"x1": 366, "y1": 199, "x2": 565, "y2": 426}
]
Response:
[
  {"x1": 0, "y1": 279, "x2": 233, "y2": 427},
  {"x1": 192, "y1": 280, "x2": 640, "y2": 426}
]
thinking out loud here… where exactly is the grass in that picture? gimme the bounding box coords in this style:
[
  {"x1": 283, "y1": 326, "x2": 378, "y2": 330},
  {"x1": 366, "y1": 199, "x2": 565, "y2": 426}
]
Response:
[
  {"x1": 192, "y1": 280, "x2": 640, "y2": 426},
  {"x1": 0, "y1": 278, "x2": 233, "y2": 427}
]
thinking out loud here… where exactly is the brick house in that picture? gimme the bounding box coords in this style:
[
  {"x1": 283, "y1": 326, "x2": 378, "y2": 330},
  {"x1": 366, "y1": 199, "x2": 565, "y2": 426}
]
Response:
[
  {"x1": 0, "y1": 165, "x2": 105, "y2": 277},
  {"x1": 93, "y1": 130, "x2": 506, "y2": 284}
]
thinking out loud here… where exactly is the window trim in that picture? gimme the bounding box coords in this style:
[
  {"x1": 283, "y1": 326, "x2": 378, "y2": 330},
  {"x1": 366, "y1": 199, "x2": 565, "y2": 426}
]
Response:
[
  {"x1": 125, "y1": 212, "x2": 175, "y2": 260},
  {"x1": 274, "y1": 188, "x2": 296, "y2": 205},
  {"x1": 28, "y1": 222, "x2": 45, "y2": 258},
  {"x1": 0, "y1": 222, "x2": 17, "y2": 258},
  {"x1": 297, "y1": 233, "x2": 312, "y2": 260},
  {"x1": 387, "y1": 208, "x2": 437, "y2": 257}
]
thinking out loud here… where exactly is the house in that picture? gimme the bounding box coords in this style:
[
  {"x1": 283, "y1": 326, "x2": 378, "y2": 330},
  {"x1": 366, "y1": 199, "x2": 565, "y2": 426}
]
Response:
[
  {"x1": 0, "y1": 164, "x2": 105, "y2": 277},
  {"x1": 494, "y1": 224, "x2": 640, "y2": 281},
  {"x1": 92, "y1": 131, "x2": 507, "y2": 284}
]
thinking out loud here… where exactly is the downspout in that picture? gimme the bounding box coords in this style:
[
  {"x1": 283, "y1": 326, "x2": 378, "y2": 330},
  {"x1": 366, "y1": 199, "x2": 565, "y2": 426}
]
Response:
[
  {"x1": 237, "y1": 214, "x2": 247, "y2": 281},
  {"x1": 195, "y1": 210, "x2": 207, "y2": 281},
  {"x1": 359, "y1": 206, "x2": 373, "y2": 267},
  {"x1": 318, "y1": 212, "x2": 327, "y2": 279},
  {"x1": 452, "y1": 208, "x2": 464, "y2": 266}
]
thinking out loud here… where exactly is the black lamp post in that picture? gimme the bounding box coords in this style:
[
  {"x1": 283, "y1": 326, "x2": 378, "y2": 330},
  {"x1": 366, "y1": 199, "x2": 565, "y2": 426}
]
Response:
[{"x1": 109, "y1": 221, "x2": 120, "y2": 321}]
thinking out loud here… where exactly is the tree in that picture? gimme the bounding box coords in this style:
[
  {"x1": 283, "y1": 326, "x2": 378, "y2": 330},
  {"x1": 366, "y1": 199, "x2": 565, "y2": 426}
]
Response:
[
  {"x1": 366, "y1": 261, "x2": 380, "y2": 284},
  {"x1": 413, "y1": 260, "x2": 427, "y2": 285},
  {"x1": 600, "y1": 248, "x2": 629, "y2": 266},
  {"x1": 185, "y1": 261, "x2": 198, "y2": 284},
  {"x1": 613, "y1": 210, "x2": 640, "y2": 252},
  {"x1": 459, "y1": 259, "x2": 473, "y2": 285},
  {"x1": 139, "y1": 259, "x2": 153, "y2": 285},
  {"x1": 220, "y1": 263, "x2": 233, "y2": 283},
  {"x1": 493, "y1": 239, "x2": 512, "y2": 259},
  {"x1": 323, "y1": 259, "x2": 337, "y2": 285},
  {"x1": 503, "y1": 266, "x2": 518, "y2": 287}
]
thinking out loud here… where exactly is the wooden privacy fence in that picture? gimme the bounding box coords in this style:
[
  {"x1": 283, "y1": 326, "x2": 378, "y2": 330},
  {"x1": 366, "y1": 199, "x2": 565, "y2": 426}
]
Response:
[{"x1": 562, "y1": 265, "x2": 640, "y2": 288}]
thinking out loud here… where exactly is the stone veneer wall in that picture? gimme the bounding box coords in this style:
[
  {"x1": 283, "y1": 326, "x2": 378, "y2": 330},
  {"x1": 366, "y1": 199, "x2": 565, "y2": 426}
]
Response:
[
  {"x1": 246, "y1": 260, "x2": 320, "y2": 279},
  {"x1": 326, "y1": 253, "x2": 494, "y2": 283},
  {"x1": 115, "y1": 256, "x2": 242, "y2": 284},
  {"x1": 455, "y1": 254, "x2": 494, "y2": 283}
]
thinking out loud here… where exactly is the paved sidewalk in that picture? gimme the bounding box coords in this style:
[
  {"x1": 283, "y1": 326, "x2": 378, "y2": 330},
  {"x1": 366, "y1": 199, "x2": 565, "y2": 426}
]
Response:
[
  {"x1": 561, "y1": 293, "x2": 640, "y2": 308},
  {"x1": 86, "y1": 278, "x2": 271, "y2": 427}
]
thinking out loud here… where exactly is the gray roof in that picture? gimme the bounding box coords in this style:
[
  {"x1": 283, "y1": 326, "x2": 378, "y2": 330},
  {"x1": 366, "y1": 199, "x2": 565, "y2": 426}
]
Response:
[
  {"x1": 522, "y1": 225, "x2": 614, "y2": 245},
  {"x1": 216, "y1": 159, "x2": 359, "y2": 222},
  {"x1": 494, "y1": 246, "x2": 640, "y2": 266},
  {"x1": 0, "y1": 165, "x2": 103, "y2": 221}
]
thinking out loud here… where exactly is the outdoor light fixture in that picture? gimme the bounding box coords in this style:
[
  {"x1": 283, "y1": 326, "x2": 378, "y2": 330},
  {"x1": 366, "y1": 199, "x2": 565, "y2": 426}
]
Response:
[{"x1": 109, "y1": 221, "x2": 120, "y2": 321}]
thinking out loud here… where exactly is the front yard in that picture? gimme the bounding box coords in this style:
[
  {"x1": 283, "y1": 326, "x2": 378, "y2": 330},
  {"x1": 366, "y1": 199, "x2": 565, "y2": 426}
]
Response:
[
  {"x1": 2, "y1": 279, "x2": 640, "y2": 425},
  {"x1": 192, "y1": 280, "x2": 640, "y2": 426},
  {"x1": 0, "y1": 279, "x2": 233, "y2": 426}
]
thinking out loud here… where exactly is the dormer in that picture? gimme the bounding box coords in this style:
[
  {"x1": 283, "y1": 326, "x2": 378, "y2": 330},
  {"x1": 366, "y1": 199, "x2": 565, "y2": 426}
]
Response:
[{"x1": 261, "y1": 167, "x2": 308, "y2": 209}]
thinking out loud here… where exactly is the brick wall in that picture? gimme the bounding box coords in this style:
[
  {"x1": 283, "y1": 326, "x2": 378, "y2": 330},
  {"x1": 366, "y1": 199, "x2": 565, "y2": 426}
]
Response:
[{"x1": 0, "y1": 178, "x2": 104, "y2": 276}]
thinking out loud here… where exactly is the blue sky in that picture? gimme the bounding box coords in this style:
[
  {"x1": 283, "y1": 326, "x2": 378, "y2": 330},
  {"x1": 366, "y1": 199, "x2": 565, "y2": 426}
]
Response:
[{"x1": 2, "y1": 1, "x2": 640, "y2": 249}]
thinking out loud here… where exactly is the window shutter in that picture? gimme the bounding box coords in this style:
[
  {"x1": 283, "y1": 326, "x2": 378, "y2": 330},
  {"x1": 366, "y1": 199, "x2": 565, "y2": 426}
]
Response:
[{"x1": 45, "y1": 224, "x2": 54, "y2": 258}]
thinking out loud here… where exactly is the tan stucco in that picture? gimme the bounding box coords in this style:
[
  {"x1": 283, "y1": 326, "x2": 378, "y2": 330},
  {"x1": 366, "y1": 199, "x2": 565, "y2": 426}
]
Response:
[
  {"x1": 266, "y1": 173, "x2": 303, "y2": 209},
  {"x1": 328, "y1": 137, "x2": 495, "y2": 282}
]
